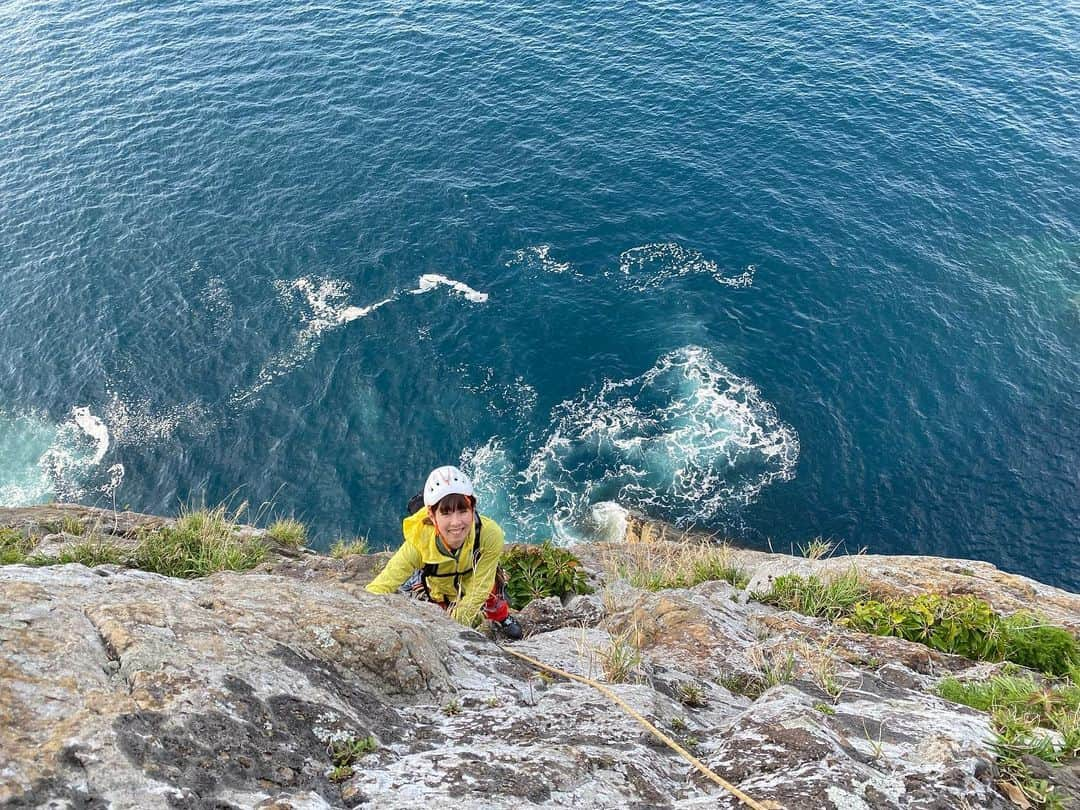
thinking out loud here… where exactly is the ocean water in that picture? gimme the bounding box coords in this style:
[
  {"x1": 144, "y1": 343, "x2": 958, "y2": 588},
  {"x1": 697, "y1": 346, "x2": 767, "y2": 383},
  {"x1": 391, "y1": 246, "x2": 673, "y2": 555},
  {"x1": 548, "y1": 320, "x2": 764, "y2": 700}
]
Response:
[{"x1": 1, "y1": 1, "x2": 1077, "y2": 590}]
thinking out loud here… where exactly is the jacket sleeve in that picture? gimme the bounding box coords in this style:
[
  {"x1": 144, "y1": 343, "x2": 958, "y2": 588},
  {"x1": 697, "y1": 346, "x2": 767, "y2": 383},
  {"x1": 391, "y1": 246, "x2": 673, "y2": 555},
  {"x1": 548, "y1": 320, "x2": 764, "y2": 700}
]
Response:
[
  {"x1": 365, "y1": 542, "x2": 422, "y2": 594},
  {"x1": 449, "y1": 520, "x2": 505, "y2": 626}
]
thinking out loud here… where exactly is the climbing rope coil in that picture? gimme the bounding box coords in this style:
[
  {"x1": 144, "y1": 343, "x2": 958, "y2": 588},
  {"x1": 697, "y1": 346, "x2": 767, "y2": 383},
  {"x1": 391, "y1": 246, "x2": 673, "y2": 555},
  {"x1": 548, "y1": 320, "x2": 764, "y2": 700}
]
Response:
[{"x1": 499, "y1": 645, "x2": 779, "y2": 810}]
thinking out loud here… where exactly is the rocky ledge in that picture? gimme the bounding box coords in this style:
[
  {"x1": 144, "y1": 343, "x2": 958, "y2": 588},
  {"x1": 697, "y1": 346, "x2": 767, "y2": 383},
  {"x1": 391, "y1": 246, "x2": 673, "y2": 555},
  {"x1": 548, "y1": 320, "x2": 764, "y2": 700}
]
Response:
[{"x1": 1, "y1": 504, "x2": 1077, "y2": 809}]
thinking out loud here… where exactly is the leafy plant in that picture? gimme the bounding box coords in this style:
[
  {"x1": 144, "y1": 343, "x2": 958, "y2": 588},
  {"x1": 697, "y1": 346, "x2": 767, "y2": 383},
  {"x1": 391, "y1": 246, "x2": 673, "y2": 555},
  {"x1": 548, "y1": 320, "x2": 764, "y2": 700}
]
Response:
[
  {"x1": 502, "y1": 541, "x2": 592, "y2": 610},
  {"x1": 266, "y1": 518, "x2": 307, "y2": 549},
  {"x1": 326, "y1": 734, "x2": 377, "y2": 781},
  {"x1": 443, "y1": 698, "x2": 462, "y2": 716},
  {"x1": 1001, "y1": 613, "x2": 1080, "y2": 677}
]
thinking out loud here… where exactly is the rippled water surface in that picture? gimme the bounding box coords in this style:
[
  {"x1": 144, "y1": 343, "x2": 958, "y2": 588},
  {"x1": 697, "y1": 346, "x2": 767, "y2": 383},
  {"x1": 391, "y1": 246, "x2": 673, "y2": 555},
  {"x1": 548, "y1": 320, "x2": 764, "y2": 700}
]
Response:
[{"x1": 1, "y1": 1, "x2": 1077, "y2": 589}]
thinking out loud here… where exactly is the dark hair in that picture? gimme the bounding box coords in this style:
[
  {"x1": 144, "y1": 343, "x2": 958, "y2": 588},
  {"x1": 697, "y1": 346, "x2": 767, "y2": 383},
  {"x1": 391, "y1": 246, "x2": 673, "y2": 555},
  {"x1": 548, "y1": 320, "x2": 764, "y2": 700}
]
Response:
[{"x1": 433, "y1": 492, "x2": 474, "y2": 514}]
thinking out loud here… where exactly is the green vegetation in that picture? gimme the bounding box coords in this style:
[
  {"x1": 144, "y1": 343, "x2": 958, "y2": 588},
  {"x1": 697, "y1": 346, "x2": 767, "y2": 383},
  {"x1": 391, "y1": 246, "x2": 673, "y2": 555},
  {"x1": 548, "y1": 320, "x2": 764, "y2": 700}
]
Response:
[
  {"x1": 751, "y1": 569, "x2": 868, "y2": 622},
  {"x1": 32, "y1": 540, "x2": 127, "y2": 568},
  {"x1": 502, "y1": 540, "x2": 592, "y2": 610},
  {"x1": 675, "y1": 681, "x2": 707, "y2": 708},
  {"x1": 330, "y1": 536, "x2": 369, "y2": 558},
  {"x1": 814, "y1": 702, "x2": 836, "y2": 715},
  {"x1": 132, "y1": 506, "x2": 267, "y2": 578},
  {"x1": 60, "y1": 516, "x2": 86, "y2": 536},
  {"x1": 604, "y1": 539, "x2": 749, "y2": 592},
  {"x1": 599, "y1": 632, "x2": 642, "y2": 684},
  {"x1": 442, "y1": 698, "x2": 462, "y2": 716},
  {"x1": 266, "y1": 518, "x2": 307, "y2": 549},
  {"x1": 752, "y1": 573, "x2": 1080, "y2": 678},
  {"x1": 938, "y1": 675, "x2": 1079, "y2": 809},
  {"x1": 327, "y1": 735, "x2": 377, "y2": 782},
  {"x1": 0, "y1": 528, "x2": 33, "y2": 565}
]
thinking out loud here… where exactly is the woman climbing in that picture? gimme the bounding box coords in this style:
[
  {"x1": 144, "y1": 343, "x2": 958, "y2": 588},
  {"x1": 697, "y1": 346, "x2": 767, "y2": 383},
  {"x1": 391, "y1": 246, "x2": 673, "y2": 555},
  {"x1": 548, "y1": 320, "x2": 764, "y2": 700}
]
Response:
[{"x1": 364, "y1": 465, "x2": 523, "y2": 640}]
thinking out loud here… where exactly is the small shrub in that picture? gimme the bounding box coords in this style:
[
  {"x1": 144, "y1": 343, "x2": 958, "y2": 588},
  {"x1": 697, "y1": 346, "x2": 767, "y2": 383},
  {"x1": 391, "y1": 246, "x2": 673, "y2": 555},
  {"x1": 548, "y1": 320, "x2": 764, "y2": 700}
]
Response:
[
  {"x1": 1001, "y1": 614, "x2": 1080, "y2": 677},
  {"x1": 0, "y1": 528, "x2": 32, "y2": 565},
  {"x1": 670, "y1": 716, "x2": 687, "y2": 732},
  {"x1": 132, "y1": 505, "x2": 267, "y2": 578},
  {"x1": 752, "y1": 569, "x2": 868, "y2": 621},
  {"x1": 329, "y1": 765, "x2": 352, "y2": 782},
  {"x1": 267, "y1": 518, "x2": 307, "y2": 549},
  {"x1": 330, "y1": 537, "x2": 369, "y2": 558},
  {"x1": 502, "y1": 541, "x2": 592, "y2": 610},
  {"x1": 443, "y1": 699, "x2": 462, "y2": 716}
]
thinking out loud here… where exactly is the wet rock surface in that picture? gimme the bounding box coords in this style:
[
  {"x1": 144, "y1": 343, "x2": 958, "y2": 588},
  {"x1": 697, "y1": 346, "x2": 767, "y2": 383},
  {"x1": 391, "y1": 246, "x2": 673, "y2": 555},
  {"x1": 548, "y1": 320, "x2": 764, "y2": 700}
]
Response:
[{"x1": 1, "y1": 506, "x2": 1077, "y2": 809}]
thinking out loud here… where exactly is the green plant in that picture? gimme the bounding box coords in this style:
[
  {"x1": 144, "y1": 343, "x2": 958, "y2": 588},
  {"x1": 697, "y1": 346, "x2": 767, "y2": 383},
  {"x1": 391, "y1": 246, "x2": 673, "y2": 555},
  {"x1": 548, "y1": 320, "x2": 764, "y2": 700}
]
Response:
[
  {"x1": 266, "y1": 518, "x2": 307, "y2": 548},
  {"x1": 132, "y1": 505, "x2": 267, "y2": 578},
  {"x1": 330, "y1": 536, "x2": 369, "y2": 558},
  {"x1": 752, "y1": 569, "x2": 868, "y2": 622},
  {"x1": 443, "y1": 699, "x2": 462, "y2": 716},
  {"x1": 675, "y1": 681, "x2": 707, "y2": 708},
  {"x1": 600, "y1": 632, "x2": 642, "y2": 684},
  {"x1": 937, "y1": 674, "x2": 1078, "y2": 807},
  {"x1": 607, "y1": 539, "x2": 748, "y2": 592},
  {"x1": 1001, "y1": 614, "x2": 1080, "y2": 677},
  {"x1": 0, "y1": 528, "x2": 32, "y2": 565},
  {"x1": 502, "y1": 541, "x2": 592, "y2": 610},
  {"x1": 670, "y1": 716, "x2": 687, "y2": 732},
  {"x1": 326, "y1": 734, "x2": 377, "y2": 781},
  {"x1": 37, "y1": 540, "x2": 127, "y2": 568},
  {"x1": 719, "y1": 672, "x2": 766, "y2": 700},
  {"x1": 814, "y1": 703, "x2": 836, "y2": 715},
  {"x1": 60, "y1": 516, "x2": 85, "y2": 536},
  {"x1": 750, "y1": 648, "x2": 796, "y2": 690}
]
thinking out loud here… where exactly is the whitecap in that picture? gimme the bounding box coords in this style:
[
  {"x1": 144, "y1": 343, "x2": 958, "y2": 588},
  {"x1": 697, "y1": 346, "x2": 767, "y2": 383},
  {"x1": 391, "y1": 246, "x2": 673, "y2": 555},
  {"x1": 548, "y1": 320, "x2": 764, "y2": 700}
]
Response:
[
  {"x1": 231, "y1": 276, "x2": 396, "y2": 407},
  {"x1": 468, "y1": 346, "x2": 797, "y2": 543},
  {"x1": 0, "y1": 406, "x2": 114, "y2": 506},
  {"x1": 409, "y1": 274, "x2": 489, "y2": 303},
  {"x1": 506, "y1": 245, "x2": 574, "y2": 275},
  {"x1": 617, "y1": 243, "x2": 755, "y2": 290}
]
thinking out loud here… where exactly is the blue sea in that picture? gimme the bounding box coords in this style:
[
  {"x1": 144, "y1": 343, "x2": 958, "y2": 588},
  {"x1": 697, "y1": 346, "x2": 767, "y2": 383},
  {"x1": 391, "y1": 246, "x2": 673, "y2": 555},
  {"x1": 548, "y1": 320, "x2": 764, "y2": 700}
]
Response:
[{"x1": 1, "y1": 1, "x2": 1077, "y2": 590}]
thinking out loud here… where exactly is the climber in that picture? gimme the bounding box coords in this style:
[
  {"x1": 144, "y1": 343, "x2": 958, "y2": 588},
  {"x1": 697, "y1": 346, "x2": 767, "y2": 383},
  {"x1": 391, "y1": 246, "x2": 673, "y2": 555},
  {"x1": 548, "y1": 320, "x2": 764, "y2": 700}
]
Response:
[{"x1": 364, "y1": 465, "x2": 523, "y2": 640}]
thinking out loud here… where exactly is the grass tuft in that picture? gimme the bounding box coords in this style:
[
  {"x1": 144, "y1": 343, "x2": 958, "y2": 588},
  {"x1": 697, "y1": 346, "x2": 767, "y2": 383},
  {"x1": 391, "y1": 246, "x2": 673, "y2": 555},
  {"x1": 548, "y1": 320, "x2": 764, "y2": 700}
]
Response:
[
  {"x1": 132, "y1": 505, "x2": 267, "y2": 579},
  {"x1": 798, "y1": 538, "x2": 835, "y2": 560},
  {"x1": 605, "y1": 538, "x2": 749, "y2": 593},
  {"x1": 600, "y1": 632, "x2": 642, "y2": 684},
  {"x1": 266, "y1": 518, "x2": 307, "y2": 549},
  {"x1": 330, "y1": 537, "x2": 369, "y2": 558},
  {"x1": 0, "y1": 528, "x2": 33, "y2": 565},
  {"x1": 751, "y1": 568, "x2": 868, "y2": 622}
]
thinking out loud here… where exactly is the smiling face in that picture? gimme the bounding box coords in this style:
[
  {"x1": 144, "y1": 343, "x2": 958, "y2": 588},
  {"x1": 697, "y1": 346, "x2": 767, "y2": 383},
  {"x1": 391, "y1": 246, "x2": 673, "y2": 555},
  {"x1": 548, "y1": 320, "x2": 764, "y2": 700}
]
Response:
[{"x1": 431, "y1": 493, "x2": 474, "y2": 550}]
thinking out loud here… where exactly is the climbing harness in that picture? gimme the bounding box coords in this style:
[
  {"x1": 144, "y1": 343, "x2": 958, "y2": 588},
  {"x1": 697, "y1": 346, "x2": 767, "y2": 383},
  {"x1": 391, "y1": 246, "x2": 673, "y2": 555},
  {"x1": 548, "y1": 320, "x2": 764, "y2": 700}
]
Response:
[{"x1": 498, "y1": 645, "x2": 778, "y2": 810}]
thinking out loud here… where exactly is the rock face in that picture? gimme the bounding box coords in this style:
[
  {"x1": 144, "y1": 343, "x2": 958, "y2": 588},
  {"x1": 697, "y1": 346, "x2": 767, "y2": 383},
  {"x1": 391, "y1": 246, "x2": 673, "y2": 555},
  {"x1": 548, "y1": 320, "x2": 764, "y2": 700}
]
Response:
[{"x1": 1, "y1": 505, "x2": 1077, "y2": 809}]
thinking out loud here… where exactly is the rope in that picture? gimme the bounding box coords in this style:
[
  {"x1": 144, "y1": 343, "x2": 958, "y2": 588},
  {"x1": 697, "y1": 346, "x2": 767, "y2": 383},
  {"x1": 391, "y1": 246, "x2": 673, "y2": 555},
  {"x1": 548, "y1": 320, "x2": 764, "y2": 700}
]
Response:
[{"x1": 499, "y1": 645, "x2": 776, "y2": 810}]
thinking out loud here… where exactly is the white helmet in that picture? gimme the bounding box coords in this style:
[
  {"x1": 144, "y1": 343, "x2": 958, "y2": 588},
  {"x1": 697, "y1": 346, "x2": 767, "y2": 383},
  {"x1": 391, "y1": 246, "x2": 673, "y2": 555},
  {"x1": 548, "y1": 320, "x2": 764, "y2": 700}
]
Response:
[{"x1": 423, "y1": 465, "x2": 474, "y2": 506}]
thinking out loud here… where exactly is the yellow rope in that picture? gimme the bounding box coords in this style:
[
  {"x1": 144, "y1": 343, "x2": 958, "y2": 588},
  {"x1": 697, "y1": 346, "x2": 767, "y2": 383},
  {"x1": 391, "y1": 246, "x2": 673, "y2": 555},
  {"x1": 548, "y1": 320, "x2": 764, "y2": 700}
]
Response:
[{"x1": 500, "y1": 645, "x2": 776, "y2": 810}]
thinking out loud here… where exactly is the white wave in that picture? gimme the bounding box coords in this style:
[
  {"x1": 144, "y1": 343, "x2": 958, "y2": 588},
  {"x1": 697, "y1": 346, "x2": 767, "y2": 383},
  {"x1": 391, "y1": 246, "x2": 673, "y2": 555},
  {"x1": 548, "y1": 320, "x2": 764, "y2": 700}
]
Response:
[
  {"x1": 0, "y1": 406, "x2": 115, "y2": 506},
  {"x1": 232, "y1": 276, "x2": 396, "y2": 407},
  {"x1": 409, "y1": 274, "x2": 489, "y2": 303},
  {"x1": 617, "y1": 243, "x2": 755, "y2": 290},
  {"x1": 506, "y1": 245, "x2": 574, "y2": 275},
  {"x1": 469, "y1": 347, "x2": 797, "y2": 543}
]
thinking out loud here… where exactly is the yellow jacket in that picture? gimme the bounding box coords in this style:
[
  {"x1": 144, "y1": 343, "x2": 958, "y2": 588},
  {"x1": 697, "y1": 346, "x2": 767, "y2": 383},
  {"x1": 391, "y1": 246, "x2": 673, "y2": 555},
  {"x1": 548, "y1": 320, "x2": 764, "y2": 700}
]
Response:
[{"x1": 365, "y1": 508, "x2": 505, "y2": 626}]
